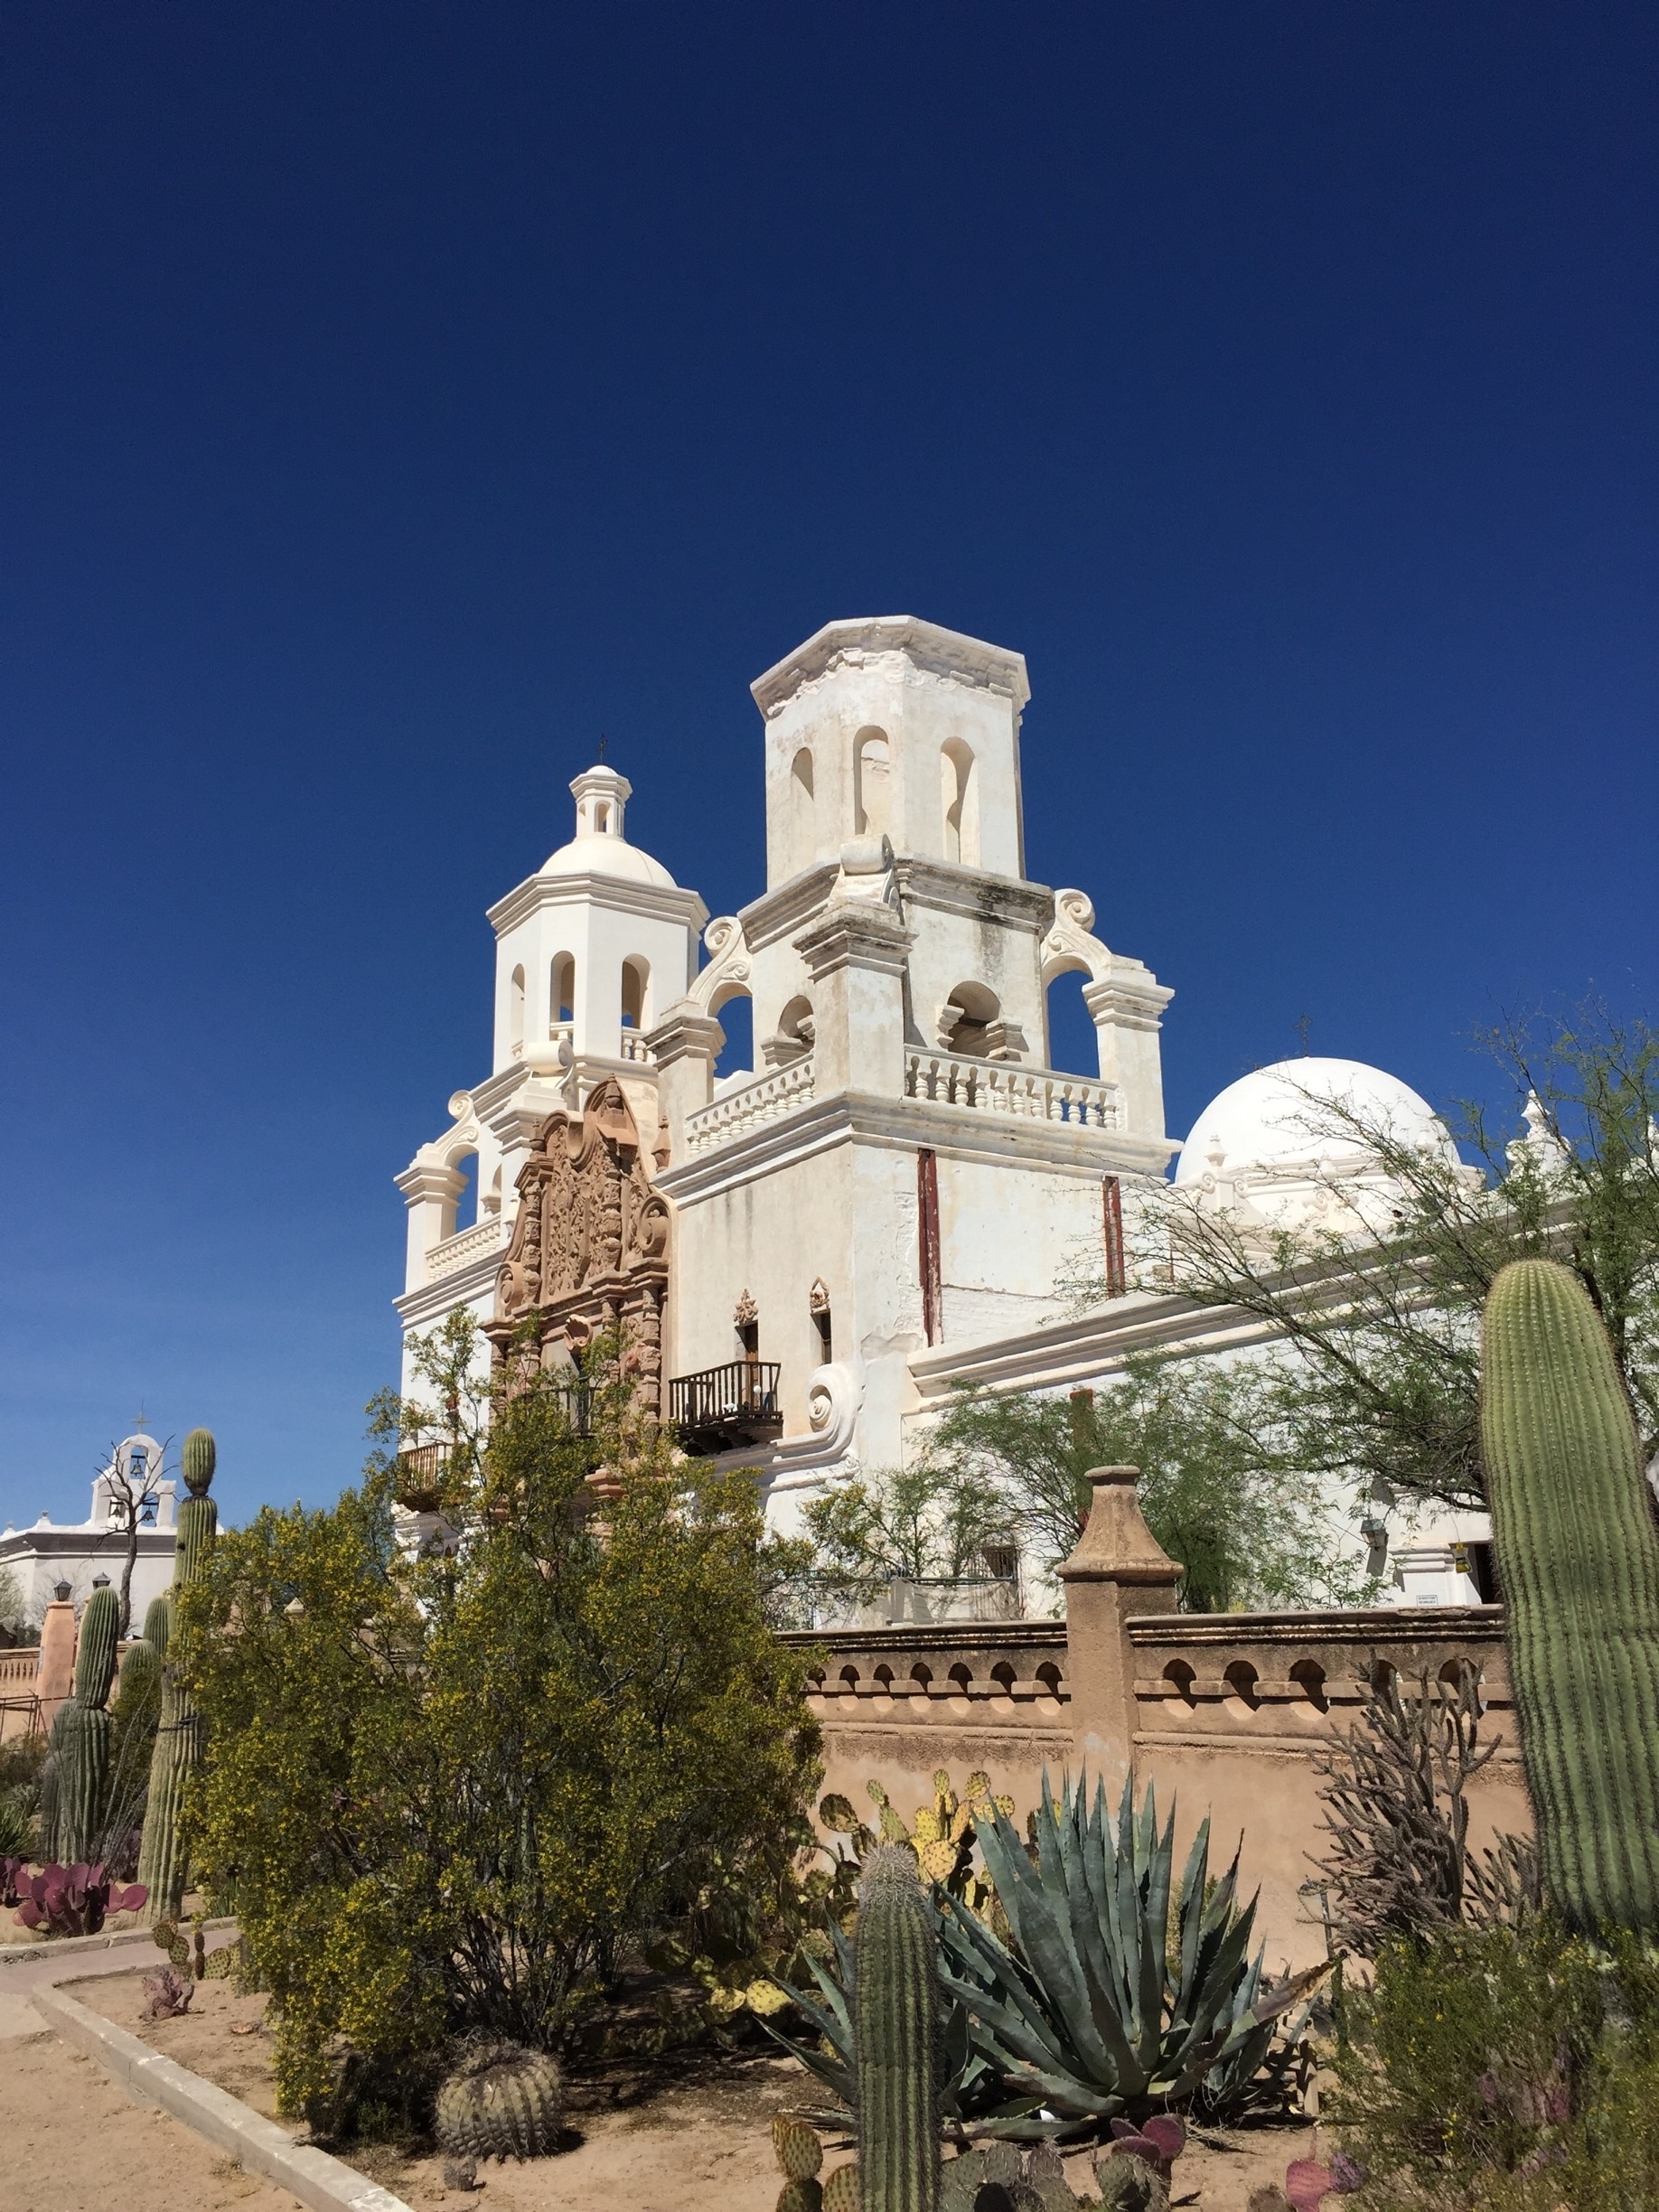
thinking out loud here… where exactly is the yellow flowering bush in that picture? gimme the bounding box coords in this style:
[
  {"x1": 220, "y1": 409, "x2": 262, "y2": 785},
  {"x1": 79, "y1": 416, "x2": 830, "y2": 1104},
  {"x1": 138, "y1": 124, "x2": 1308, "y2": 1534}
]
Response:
[{"x1": 180, "y1": 1325, "x2": 820, "y2": 2127}]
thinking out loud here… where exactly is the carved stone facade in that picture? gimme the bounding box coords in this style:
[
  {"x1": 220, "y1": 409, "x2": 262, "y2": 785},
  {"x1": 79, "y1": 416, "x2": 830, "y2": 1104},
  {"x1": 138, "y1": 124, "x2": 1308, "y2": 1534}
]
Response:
[{"x1": 483, "y1": 1076, "x2": 670, "y2": 1408}]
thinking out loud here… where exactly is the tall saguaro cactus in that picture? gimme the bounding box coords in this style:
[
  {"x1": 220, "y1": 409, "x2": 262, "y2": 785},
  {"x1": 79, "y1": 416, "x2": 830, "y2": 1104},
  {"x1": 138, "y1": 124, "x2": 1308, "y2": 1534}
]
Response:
[
  {"x1": 46, "y1": 1584, "x2": 122, "y2": 1863},
  {"x1": 138, "y1": 1428, "x2": 218, "y2": 1920},
  {"x1": 854, "y1": 1845, "x2": 941, "y2": 2212},
  {"x1": 1480, "y1": 1258, "x2": 1659, "y2": 1932}
]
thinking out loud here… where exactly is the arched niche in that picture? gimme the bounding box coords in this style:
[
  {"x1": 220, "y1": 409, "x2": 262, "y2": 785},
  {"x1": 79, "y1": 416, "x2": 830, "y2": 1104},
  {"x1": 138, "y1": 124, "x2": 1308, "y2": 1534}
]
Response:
[
  {"x1": 941, "y1": 737, "x2": 978, "y2": 865},
  {"x1": 938, "y1": 979, "x2": 1000, "y2": 1056},
  {"x1": 854, "y1": 726, "x2": 891, "y2": 839},
  {"x1": 789, "y1": 746, "x2": 816, "y2": 873}
]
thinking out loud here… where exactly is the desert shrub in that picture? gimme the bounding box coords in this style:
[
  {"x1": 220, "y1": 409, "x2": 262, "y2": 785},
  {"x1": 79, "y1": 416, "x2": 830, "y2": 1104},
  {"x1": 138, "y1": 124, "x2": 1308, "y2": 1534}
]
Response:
[
  {"x1": 183, "y1": 1322, "x2": 820, "y2": 2126},
  {"x1": 1328, "y1": 1916, "x2": 1659, "y2": 2208}
]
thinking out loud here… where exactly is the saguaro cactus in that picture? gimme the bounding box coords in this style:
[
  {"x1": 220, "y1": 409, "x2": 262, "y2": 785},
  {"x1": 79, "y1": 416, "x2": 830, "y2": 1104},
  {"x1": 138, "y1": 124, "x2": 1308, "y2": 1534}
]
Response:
[
  {"x1": 1480, "y1": 1257, "x2": 1659, "y2": 1932},
  {"x1": 854, "y1": 1844, "x2": 940, "y2": 2212},
  {"x1": 48, "y1": 1584, "x2": 122, "y2": 1863},
  {"x1": 138, "y1": 1429, "x2": 217, "y2": 1921}
]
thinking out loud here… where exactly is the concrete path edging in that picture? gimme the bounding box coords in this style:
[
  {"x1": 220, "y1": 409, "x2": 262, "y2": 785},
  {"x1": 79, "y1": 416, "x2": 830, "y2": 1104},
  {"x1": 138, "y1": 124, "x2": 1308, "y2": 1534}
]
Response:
[
  {"x1": 33, "y1": 1978, "x2": 414, "y2": 2212},
  {"x1": 0, "y1": 1917, "x2": 239, "y2": 1970}
]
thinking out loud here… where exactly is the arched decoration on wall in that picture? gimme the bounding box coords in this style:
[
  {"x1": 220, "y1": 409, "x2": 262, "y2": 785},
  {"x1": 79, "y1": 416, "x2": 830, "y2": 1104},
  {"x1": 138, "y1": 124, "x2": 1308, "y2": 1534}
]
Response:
[
  {"x1": 940, "y1": 738, "x2": 978, "y2": 866},
  {"x1": 484, "y1": 1076, "x2": 670, "y2": 1414},
  {"x1": 621, "y1": 955, "x2": 650, "y2": 1030},
  {"x1": 763, "y1": 993, "x2": 814, "y2": 1068},
  {"x1": 550, "y1": 953, "x2": 576, "y2": 1031},
  {"x1": 789, "y1": 746, "x2": 815, "y2": 873},
  {"x1": 1040, "y1": 889, "x2": 1112, "y2": 988},
  {"x1": 854, "y1": 726, "x2": 891, "y2": 839},
  {"x1": 937, "y1": 980, "x2": 1001, "y2": 1056},
  {"x1": 509, "y1": 965, "x2": 527, "y2": 1053},
  {"x1": 442, "y1": 1145, "x2": 480, "y2": 1237}
]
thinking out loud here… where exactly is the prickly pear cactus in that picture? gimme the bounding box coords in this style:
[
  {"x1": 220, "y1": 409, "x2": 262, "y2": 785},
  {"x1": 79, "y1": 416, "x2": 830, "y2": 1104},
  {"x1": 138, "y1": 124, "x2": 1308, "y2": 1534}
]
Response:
[
  {"x1": 435, "y1": 2040, "x2": 566, "y2": 2163},
  {"x1": 773, "y1": 2115, "x2": 824, "y2": 2179},
  {"x1": 821, "y1": 2167, "x2": 861, "y2": 2212},
  {"x1": 1481, "y1": 1258, "x2": 1659, "y2": 1931},
  {"x1": 777, "y1": 2184, "x2": 823, "y2": 2212},
  {"x1": 854, "y1": 1845, "x2": 940, "y2": 2212}
]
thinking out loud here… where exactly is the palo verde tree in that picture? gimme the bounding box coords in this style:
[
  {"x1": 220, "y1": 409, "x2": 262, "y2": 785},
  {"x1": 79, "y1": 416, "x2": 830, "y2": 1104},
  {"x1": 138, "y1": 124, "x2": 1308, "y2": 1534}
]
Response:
[
  {"x1": 1066, "y1": 1006, "x2": 1659, "y2": 1519},
  {"x1": 180, "y1": 1314, "x2": 821, "y2": 2123}
]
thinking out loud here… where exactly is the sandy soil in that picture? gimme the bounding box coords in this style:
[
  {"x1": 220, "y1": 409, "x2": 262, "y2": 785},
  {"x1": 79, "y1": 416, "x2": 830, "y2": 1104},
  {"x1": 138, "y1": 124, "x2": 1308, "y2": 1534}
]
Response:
[
  {"x1": 0, "y1": 2021, "x2": 301, "y2": 2212},
  {"x1": 72, "y1": 1966, "x2": 1330, "y2": 2212}
]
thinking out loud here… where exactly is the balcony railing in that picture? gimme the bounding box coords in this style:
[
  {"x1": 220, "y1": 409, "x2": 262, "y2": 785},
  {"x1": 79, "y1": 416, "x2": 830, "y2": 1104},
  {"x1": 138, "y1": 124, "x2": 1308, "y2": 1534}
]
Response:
[
  {"x1": 686, "y1": 1055, "x2": 815, "y2": 1154},
  {"x1": 904, "y1": 1051, "x2": 1120, "y2": 1129},
  {"x1": 426, "y1": 1211, "x2": 511, "y2": 1284},
  {"x1": 669, "y1": 1361, "x2": 783, "y2": 1456}
]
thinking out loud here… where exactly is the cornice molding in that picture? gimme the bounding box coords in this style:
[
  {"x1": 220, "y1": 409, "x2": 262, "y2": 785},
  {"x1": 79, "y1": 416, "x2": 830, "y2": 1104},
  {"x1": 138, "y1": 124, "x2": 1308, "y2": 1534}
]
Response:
[
  {"x1": 751, "y1": 615, "x2": 1031, "y2": 719},
  {"x1": 893, "y1": 858, "x2": 1055, "y2": 934},
  {"x1": 486, "y1": 870, "x2": 709, "y2": 939}
]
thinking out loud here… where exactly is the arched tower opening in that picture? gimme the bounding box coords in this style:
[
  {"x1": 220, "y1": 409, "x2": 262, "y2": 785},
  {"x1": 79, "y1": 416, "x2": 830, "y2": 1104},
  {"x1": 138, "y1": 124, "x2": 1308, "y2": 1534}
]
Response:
[
  {"x1": 941, "y1": 738, "x2": 979, "y2": 865},
  {"x1": 854, "y1": 727, "x2": 891, "y2": 839}
]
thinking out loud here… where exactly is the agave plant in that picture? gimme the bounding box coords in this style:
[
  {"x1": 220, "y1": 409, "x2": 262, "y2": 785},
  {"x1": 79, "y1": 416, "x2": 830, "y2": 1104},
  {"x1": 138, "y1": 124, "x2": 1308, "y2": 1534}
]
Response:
[{"x1": 935, "y1": 1769, "x2": 1326, "y2": 2132}]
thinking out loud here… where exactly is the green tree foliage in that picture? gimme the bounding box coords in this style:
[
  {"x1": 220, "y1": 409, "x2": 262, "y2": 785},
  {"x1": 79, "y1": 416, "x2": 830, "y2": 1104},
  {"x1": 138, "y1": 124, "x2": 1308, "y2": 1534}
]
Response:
[
  {"x1": 800, "y1": 1459, "x2": 1017, "y2": 1615},
  {"x1": 1069, "y1": 1008, "x2": 1659, "y2": 1518},
  {"x1": 923, "y1": 1358, "x2": 1376, "y2": 1612},
  {"x1": 182, "y1": 1316, "x2": 820, "y2": 2122}
]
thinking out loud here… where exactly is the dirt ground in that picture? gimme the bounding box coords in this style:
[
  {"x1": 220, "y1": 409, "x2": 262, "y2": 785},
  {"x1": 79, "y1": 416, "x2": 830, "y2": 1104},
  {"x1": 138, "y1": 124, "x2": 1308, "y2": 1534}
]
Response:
[
  {"x1": 0, "y1": 2022, "x2": 302, "y2": 2212},
  {"x1": 70, "y1": 1965, "x2": 1333, "y2": 2212}
]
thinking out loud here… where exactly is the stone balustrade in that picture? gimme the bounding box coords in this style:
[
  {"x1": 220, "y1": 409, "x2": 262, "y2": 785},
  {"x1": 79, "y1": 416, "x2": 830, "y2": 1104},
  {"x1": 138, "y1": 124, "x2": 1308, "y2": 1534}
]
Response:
[
  {"x1": 686, "y1": 1054, "x2": 816, "y2": 1153},
  {"x1": 904, "y1": 1051, "x2": 1120, "y2": 1129},
  {"x1": 425, "y1": 1211, "x2": 511, "y2": 1284}
]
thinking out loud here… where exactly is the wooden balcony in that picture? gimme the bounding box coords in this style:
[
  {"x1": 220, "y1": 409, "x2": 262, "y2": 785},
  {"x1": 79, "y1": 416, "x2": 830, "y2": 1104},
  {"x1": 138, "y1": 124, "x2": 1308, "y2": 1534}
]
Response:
[{"x1": 669, "y1": 1361, "x2": 783, "y2": 1456}]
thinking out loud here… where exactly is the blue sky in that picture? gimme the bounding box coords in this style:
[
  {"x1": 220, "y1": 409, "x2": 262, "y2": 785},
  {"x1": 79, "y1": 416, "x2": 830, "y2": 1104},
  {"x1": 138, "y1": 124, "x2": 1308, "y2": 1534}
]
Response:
[{"x1": 2, "y1": 4, "x2": 1654, "y2": 1529}]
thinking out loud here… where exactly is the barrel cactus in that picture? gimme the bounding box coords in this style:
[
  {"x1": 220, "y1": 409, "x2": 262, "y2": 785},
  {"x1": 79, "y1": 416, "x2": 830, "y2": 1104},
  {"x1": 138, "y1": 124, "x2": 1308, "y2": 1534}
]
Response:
[
  {"x1": 435, "y1": 2040, "x2": 566, "y2": 2162},
  {"x1": 139, "y1": 1432, "x2": 216, "y2": 1921},
  {"x1": 1480, "y1": 1257, "x2": 1659, "y2": 1932},
  {"x1": 855, "y1": 1845, "x2": 941, "y2": 2212}
]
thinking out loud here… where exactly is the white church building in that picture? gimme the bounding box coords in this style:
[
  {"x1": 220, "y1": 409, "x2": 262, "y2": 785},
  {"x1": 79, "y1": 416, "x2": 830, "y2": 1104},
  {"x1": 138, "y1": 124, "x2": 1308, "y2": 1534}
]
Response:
[{"x1": 394, "y1": 615, "x2": 1490, "y2": 1608}]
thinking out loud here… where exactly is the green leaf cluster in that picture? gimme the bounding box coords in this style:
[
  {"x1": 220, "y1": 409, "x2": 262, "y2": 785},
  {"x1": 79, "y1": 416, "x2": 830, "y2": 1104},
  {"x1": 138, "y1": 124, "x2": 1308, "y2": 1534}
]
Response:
[
  {"x1": 179, "y1": 1317, "x2": 821, "y2": 2122},
  {"x1": 1111, "y1": 1006, "x2": 1659, "y2": 1519},
  {"x1": 923, "y1": 1358, "x2": 1377, "y2": 1613}
]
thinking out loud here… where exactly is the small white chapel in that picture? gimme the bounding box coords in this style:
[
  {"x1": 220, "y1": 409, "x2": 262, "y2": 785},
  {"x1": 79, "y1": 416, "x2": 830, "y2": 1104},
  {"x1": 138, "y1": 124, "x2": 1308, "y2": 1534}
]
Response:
[{"x1": 394, "y1": 615, "x2": 1489, "y2": 1608}]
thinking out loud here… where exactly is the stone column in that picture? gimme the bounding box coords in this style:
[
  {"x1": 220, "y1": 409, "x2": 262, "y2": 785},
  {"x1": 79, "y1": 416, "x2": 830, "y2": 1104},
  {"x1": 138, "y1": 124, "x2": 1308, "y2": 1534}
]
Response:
[
  {"x1": 1059, "y1": 1466, "x2": 1181, "y2": 1796},
  {"x1": 35, "y1": 1592, "x2": 78, "y2": 1731},
  {"x1": 1083, "y1": 960, "x2": 1174, "y2": 1138},
  {"x1": 392, "y1": 1159, "x2": 465, "y2": 1288},
  {"x1": 647, "y1": 1005, "x2": 724, "y2": 1158},
  {"x1": 793, "y1": 896, "x2": 915, "y2": 1098}
]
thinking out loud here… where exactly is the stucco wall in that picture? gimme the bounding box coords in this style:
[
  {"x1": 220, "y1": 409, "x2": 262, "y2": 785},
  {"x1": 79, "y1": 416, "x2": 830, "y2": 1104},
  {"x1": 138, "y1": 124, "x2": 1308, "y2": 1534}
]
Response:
[{"x1": 784, "y1": 1602, "x2": 1530, "y2": 1973}]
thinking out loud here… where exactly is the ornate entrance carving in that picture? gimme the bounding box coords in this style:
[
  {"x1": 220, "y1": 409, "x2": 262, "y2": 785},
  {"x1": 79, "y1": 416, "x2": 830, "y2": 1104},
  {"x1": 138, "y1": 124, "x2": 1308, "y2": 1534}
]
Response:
[{"x1": 483, "y1": 1078, "x2": 670, "y2": 1411}]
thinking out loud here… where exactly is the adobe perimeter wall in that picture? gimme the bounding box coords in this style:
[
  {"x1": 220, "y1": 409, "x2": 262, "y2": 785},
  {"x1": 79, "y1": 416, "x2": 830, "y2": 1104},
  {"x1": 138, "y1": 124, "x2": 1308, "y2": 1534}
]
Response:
[{"x1": 781, "y1": 1597, "x2": 1531, "y2": 1974}]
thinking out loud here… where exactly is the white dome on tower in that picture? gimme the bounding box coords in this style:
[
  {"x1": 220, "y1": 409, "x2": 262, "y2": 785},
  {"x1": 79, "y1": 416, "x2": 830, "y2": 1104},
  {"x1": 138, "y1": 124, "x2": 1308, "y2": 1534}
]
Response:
[
  {"x1": 1176, "y1": 1056, "x2": 1462, "y2": 1233},
  {"x1": 541, "y1": 764, "x2": 680, "y2": 889}
]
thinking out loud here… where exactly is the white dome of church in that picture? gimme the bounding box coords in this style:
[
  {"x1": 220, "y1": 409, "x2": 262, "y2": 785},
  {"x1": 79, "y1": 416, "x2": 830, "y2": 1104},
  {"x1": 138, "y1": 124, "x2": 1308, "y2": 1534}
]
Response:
[
  {"x1": 540, "y1": 763, "x2": 680, "y2": 889},
  {"x1": 1176, "y1": 1055, "x2": 1457, "y2": 1188}
]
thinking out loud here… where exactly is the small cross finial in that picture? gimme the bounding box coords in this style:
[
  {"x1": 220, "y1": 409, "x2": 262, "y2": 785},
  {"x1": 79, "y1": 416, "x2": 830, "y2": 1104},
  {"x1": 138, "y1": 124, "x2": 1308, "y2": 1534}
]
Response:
[
  {"x1": 1295, "y1": 1012, "x2": 1313, "y2": 1057},
  {"x1": 596, "y1": 734, "x2": 607, "y2": 763}
]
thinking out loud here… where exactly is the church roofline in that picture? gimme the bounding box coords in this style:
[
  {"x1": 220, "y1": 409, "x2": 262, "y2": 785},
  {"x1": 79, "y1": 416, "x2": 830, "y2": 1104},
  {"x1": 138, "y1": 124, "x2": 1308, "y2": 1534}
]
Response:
[{"x1": 749, "y1": 615, "x2": 1032, "y2": 719}]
